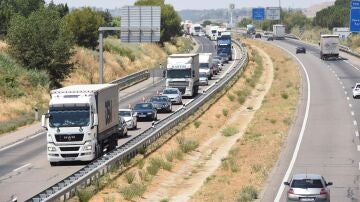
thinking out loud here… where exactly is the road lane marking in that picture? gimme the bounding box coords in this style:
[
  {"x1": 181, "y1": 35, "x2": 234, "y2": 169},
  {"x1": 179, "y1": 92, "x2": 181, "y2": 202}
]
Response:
[
  {"x1": 13, "y1": 163, "x2": 31, "y2": 172},
  {"x1": 358, "y1": 162, "x2": 360, "y2": 170},
  {"x1": 340, "y1": 81, "x2": 343, "y2": 85},
  {"x1": 354, "y1": 120, "x2": 357, "y2": 126},
  {"x1": 345, "y1": 60, "x2": 360, "y2": 71},
  {"x1": 356, "y1": 131, "x2": 359, "y2": 137},
  {"x1": 273, "y1": 45, "x2": 311, "y2": 202},
  {"x1": 343, "y1": 86, "x2": 345, "y2": 89},
  {"x1": 351, "y1": 111, "x2": 355, "y2": 116},
  {"x1": 350, "y1": 104, "x2": 353, "y2": 108},
  {"x1": 347, "y1": 97, "x2": 350, "y2": 100},
  {"x1": 357, "y1": 145, "x2": 360, "y2": 151}
]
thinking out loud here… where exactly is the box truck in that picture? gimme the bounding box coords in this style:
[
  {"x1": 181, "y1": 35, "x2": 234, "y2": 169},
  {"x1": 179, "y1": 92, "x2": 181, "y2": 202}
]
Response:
[
  {"x1": 41, "y1": 84, "x2": 119, "y2": 165},
  {"x1": 320, "y1": 34, "x2": 339, "y2": 60},
  {"x1": 191, "y1": 24, "x2": 202, "y2": 36},
  {"x1": 199, "y1": 53, "x2": 214, "y2": 79},
  {"x1": 166, "y1": 53, "x2": 200, "y2": 97},
  {"x1": 273, "y1": 24, "x2": 285, "y2": 39}
]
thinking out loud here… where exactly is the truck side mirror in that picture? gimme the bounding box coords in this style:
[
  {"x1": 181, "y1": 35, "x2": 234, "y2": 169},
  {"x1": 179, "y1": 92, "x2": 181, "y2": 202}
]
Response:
[
  {"x1": 163, "y1": 70, "x2": 166, "y2": 78},
  {"x1": 41, "y1": 114, "x2": 47, "y2": 129},
  {"x1": 93, "y1": 114, "x2": 99, "y2": 126}
]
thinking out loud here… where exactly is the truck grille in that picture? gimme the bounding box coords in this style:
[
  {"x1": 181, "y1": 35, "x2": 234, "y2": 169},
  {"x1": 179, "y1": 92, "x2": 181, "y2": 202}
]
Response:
[
  {"x1": 60, "y1": 147, "x2": 80, "y2": 151},
  {"x1": 61, "y1": 154, "x2": 79, "y2": 158},
  {"x1": 55, "y1": 134, "x2": 84, "y2": 142},
  {"x1": 168, "y1": 81, "x2": 189, "y2": 87}
]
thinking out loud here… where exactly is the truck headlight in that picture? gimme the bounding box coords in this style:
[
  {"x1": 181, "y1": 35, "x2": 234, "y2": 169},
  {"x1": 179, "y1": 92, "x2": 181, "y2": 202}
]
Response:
[
  {"x1": 48, "y1": 146, "x2": 56, "y2": 152},
  {"x1": 84, "y1": 145, "x2": 92, "y2": 151}
]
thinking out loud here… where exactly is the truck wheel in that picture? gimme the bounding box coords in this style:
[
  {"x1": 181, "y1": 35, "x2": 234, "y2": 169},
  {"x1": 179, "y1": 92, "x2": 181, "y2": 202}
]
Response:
[
  {"x1": 95, "y1": 143, "x2": 103, "y2": 159},
  {"x1": 133, "y1": 123, "x2": 137, "y2": 129}
]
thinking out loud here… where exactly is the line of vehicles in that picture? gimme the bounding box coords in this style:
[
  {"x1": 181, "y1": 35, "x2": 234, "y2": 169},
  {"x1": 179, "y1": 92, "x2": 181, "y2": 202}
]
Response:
[{"x1": 41, "y1": 35, "x2": 233, "y2": 165}]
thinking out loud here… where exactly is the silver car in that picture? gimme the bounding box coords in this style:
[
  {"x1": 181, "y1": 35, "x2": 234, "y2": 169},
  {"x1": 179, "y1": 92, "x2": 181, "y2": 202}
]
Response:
[
  {"x1": 161, "y1": 88, "x2": 183, "y2": 104},
  {"x1": 353, "y1": 83, "x2": 360, "y2": 98},
  {"x1": 284, "y1": 174, "x2": 332, "y2": 202}
]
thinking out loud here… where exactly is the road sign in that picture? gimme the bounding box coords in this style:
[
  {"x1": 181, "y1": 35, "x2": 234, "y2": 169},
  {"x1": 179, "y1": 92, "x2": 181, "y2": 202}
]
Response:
[
  {"x1": 266, "y1": 7, "x2": 281, "y2": 20},
  {"x1": 121, "y1": 6, "x2": 161, "y2": 42},
  {"x1": 252, "y1": 8, "x2": 265, "y2": 21},
  {"x1": 350, "y1": 0, "x2": 360, "y2": 32}
]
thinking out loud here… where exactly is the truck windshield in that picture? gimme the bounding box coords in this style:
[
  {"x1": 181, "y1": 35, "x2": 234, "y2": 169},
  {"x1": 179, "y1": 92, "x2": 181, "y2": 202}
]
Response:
[
  {"x1": 49, "y1": 106, "x2": 90, "y2": 127},
  {"x1": 200, "y1": 63, "x2": 209, "y2": 68},
  {"x1": 211, "y1": 30, "x2": 217, "y2": 34},
  {"x1": 167, "y1": 69, "x2": 192, "y2": 78},
  {"x1": 194, "y1": 27, "x2": 201, "y2": 32}
]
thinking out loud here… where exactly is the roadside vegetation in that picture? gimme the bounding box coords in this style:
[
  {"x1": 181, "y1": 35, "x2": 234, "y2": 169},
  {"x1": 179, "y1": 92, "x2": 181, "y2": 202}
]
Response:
[{"x1": 0, "y1": 0, "x2": 187, "y2": 134}]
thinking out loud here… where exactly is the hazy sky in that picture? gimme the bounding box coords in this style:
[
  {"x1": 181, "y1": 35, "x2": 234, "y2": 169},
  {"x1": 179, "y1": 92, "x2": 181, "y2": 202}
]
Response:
[{"x1": 46, "y1": 0, "x2": 333, "y2": 10}]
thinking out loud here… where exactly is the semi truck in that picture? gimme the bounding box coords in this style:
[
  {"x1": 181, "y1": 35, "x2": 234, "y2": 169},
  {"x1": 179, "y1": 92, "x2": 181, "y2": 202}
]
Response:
[
  {"x1": 320, "y1": 34, "x2": 339, "y2": 60},
  {"x1": 199, "y1": 53, "x2": 214, "y2": 79},
  {"x1": 166, "y1": 53, "x2": 200, "y2": 97},
  {"x1": 273, "y1": 24, "x2": 285, "y2": 39},
  {"x1": 209, "y1": 26, "x2": 219, "y2": 41},
  {"x1": 41, "y1": 84, "x2": 119, "y2": 165},
  {"x1": 217, "y1": 32, "x2": 232, "y2": 61}
]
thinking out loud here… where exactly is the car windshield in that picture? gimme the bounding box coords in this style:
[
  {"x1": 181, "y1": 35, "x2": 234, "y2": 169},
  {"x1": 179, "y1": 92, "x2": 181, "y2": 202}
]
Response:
[
  {"x1": 150, "y1": 96, "x2": 168, "y2": 102},
  {"x1": 119, "y1": 111, "x2": 131, "y2": 117},
  {"x1": 291, "y1": 179, "x2": 324, "y2": 188},
  {"x1": 163, "y1": 89, "x2": 178, "y2": 94},
  {"x1": 134, "y1": 103, "x2": 152, "y2": 110},
  {"x1": 200, "y1": 63, "x2": 209, "y2": 68},
  {"x1": 49, "y1": 106, "x2": 90, "y2": 128}
]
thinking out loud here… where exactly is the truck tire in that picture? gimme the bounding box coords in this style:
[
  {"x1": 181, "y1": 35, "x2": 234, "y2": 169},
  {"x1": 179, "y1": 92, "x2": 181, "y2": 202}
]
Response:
[
  {"x1": 108, "y1": 135, "x2": 117, "y2": 151},
  {"x1": 50, "y1": 162, "x2": 58, "y2": 166},
  {"x1": 95, "y1": 143, "x2": 103, "y2": 159}
]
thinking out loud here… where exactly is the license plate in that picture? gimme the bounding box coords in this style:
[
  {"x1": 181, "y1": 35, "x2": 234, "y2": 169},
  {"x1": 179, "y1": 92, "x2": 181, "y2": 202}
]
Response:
[
  {"x1": 64, "y1": 157, "x2": 76, "y2": 161},
  {"x1": 139, "y1": 115, "x2": 146, "y2": 117},
  {"x1": 300, "y1": 198, "x2": 315, "y2": 201},
  {"x1": 157, "y1": 107, "x2": 162, "y2": 109}
]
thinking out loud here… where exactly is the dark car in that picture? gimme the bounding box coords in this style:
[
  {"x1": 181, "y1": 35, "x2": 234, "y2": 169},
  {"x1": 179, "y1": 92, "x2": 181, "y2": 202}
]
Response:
[
  {"x1": 267, "y1": 36, "x2": 274, "y2": 41},
  {"x1": 148, "y1": 95, "x2": 172, "y2": 113},
  {"x1": 133, "y1": 102, "x2": 157, "y2": 121},
  {"x1": 296, "y1": 47, "x2": 306, "y2": 54},
  {"x1": 255, "y1": 33, "x2": 261, "y2": 38},
  {"x1": 118, "y1": 116, "x2": 128, "y2": 138}
]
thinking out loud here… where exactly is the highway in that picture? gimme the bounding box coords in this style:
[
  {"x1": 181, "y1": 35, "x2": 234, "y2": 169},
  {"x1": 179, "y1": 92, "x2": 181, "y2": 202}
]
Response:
[
  {"x1": 259, "y1": 38, "x2": 360, "y2": 201},
  {"x1": 0, "y1": 36, "x2": 239, "y2": 201}
]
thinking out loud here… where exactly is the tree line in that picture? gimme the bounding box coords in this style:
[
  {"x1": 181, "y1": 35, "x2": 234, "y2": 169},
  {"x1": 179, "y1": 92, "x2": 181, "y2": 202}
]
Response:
[{"x1": 0, "y1": 0, "x2": 182, "y2": 88}]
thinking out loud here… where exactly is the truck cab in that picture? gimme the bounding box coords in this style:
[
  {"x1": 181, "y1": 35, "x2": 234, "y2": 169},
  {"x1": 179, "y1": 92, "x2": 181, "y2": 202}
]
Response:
[{"x1": 217, "y1": 32, "x2": 232, "y2": 62}]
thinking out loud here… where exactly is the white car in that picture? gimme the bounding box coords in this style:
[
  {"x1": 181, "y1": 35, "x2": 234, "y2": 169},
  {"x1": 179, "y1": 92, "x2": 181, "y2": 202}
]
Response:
[
  {"x1": 353, "y1": 83, "x2": 360, "y2": 98},
  {"x1": 161, "y1": 88, "x2": 183, "y2": 104},
  {"x1": 118, "y1": 109, "x2": 137, "y2": 129}
]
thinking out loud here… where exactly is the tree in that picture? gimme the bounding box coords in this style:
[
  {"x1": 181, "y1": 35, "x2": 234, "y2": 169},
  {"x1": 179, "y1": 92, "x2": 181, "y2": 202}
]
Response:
[
  {"x1": 237, "y1": 18, "x2": 252, "y2": 27},
  {"x1": 65, "y1": 7, "x2": 104, "y2": 49},
  {"x1": 0, "y1": 0, "x2": 44, "y2": 37},
  {"x1": 48, "y1": 0, "x2": 69, "y2": 18},
  {"x1": 202, "y1": 20, "x2": 212, "y2": 27},
  {"x1": 135, "y1": 0, "x2": 182, "y2": 43},
  {"x1": 7, "y1": 8, "x2": 74, "y2": 88},
  {"x1": 313, "y1": 0, "x2": 350, "y2": 29}
]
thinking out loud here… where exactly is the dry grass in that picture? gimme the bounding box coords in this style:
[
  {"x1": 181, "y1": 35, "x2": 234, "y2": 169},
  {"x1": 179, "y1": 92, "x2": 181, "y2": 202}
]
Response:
[
  {"x1": 0, "y1": 40, "x2": 8, "y2": 52},
  {"x1": 190, "y1": 39, "x2": 300, "y2": 201}
]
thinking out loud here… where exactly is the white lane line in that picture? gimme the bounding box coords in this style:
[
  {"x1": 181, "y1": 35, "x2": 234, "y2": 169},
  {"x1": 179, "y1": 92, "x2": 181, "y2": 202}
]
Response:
[
  {"x1": 340, "y1": 81, "x2": 343, "y2": 85},
  {"x1": 345, "y1": 60, "x2": 360, "y2": 71},
  {"x1": 13, "y1": 163, "x2": 31, "y2": 172},
  {"x1": 356, "y1": 131, "x2": 359, "y2": 137},
  {"x1": 350, "y1": 104, "x2": 353, "y2": 108},
  {"x1": 0, "y1": 140, "x2": 25, "y2": 153},
  {"x1": 357, "y1": 145, "x2": 360, "y2": 151},
  {"x1": 358, "y1": 162, "x2": 360, "y2": 170},
  {"x1": 345, "y1": 91, "x2": 348, "y2": 95},
  {"x1": 343, "y1": 86, "x2": 345, "y2": 89},
  {"x1": 351, "y1": 111, "x2": 355, "y2": 116},
  {"x1": 274, "y1": 45, "x2": 311, "y2": 202},
  {"x1": 354, "y1": 120, "x2": 358, "y2": 126},
  {"x1": 347, "y1": 97, "x2": 350, "y2": 100}
]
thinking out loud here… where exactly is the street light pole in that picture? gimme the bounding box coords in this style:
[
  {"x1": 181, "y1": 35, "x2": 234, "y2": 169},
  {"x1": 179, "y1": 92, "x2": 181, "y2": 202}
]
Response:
[{"x1": 98, "y1": 30, "x2": 104, "y2": 84}]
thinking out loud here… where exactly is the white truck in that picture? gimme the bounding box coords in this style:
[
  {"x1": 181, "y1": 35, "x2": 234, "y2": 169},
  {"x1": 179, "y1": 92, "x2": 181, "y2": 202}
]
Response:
[
  {"x1": 166, "y1": 53, "x2": 200, "y2": 97},
  {"x1": 199, "y1": 53, "x2": 214, "y2": 79},
  {"x1": 217, "y1": 27, "x2": 227, "y2": 38},
  {"x1": 209, "y1": 26, "x2": 219, "y2": 41},
  {"x1": 41, "y1": 84, "x2": 119, "y2": 165},
  {"x1": 191, "y1": 24, "x2": 202, "y2": 36},
  {"x1": 320, "y1": 34, "x2": 340, "y2": 60},
  {"x1": 273, "y1": 24, "x2": 285, "y2": 39}
]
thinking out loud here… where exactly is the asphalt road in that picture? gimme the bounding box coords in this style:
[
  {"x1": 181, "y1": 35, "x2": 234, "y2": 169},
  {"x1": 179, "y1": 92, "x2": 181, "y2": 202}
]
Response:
[
  {"x1": 259, "y1": 38, "x2": 360, "y2": 201},
  {"x1": 0, "y1": 36, "x2": 239, "y2": 201}
]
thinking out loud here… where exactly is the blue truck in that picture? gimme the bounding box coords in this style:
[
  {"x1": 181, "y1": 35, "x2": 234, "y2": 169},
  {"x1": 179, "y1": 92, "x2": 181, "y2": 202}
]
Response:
[{"x1": 216, "y1": 32, "x2": 232, "y2": 62}]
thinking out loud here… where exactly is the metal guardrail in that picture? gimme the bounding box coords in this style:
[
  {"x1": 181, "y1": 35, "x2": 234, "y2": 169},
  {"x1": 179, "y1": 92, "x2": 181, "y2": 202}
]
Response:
[
  {"x1": 27, "y1": 40, "x2": 248, "y2": 202},
  {"x1": 110, "y1": 69, "x2": 150, "y2": 90}
]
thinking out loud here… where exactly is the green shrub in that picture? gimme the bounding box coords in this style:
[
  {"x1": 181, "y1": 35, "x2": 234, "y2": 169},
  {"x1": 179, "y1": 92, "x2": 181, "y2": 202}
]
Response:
[
  {"x1": 118, "y1": 183, "x2": 146, "y2": 200},
  {"x1": 222, "y1": 109, "x2": 229, "y2": 117},
  {"x1": 222, "y1": 126, "x2": 239, "y2": 137},
  {"x1": 194, "y1": 121, "x2": 201, "y2": 128},
  {"x1": 237, "y1": 186, "x2": 258, "y2": 202},
  {"x1": 281, "y1": 92, "x2": 289, "y2": 99},
  {"x1": 124, "y1": 171, "x2": 136, "y2": 184},
  {"x1": 76, "y1": 187, "x2": 96, "y2": 202},
  {"x1": 178, "y1": 139, "x2": 199, "y2": 153},
  {"x1": 227, "y1": 93, "x2": 235, "y2": 101}
]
